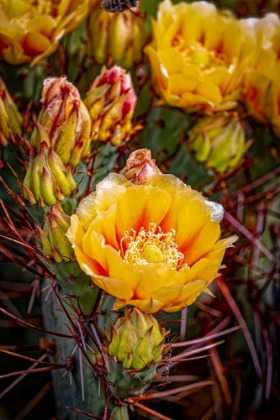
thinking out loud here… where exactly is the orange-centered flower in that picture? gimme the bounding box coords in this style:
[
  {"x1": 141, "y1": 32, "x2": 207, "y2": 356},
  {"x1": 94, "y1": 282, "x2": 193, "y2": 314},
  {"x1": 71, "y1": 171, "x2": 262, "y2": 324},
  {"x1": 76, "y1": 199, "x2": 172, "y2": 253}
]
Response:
[
  {"x1": 0, "y1": 0, "x2": 89, "y2": 65},
  {"x1": 144, "y1": 0, "x2": 255, "y2": 111},
  {"x1": 67, "y1": 155, "x2": 237, "y2": 313}
]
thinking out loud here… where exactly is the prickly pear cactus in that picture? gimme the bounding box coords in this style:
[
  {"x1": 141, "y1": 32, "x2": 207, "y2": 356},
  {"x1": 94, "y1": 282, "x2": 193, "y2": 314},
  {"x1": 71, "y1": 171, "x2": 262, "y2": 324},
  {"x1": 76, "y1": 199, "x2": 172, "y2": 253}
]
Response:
[{"x1": 1, "y1": 1, "x2": 280, "y2": 420}]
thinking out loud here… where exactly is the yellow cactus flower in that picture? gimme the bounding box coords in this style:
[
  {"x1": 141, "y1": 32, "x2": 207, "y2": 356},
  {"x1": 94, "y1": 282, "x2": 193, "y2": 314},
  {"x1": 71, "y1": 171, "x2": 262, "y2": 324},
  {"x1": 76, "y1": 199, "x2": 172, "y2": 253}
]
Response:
[
  {"x1": 243, "y1": 14, "x2": 280, "y2": 136},
  {"x1": 67, "y1": 149, "x2": 237, "y2": 313},
  {"x1": 0, "y1": 0, "x2": 89, "y2": 66},
  {"x1": 144, "y1": 0, "x2": 255, "y2": 112}
]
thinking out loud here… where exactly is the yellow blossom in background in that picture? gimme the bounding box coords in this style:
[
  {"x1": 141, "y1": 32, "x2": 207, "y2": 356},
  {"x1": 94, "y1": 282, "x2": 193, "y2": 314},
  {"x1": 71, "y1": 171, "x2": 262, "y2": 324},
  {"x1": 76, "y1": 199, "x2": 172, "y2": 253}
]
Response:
[
  {"x1": 145, "y1": 0, "x2": 255, "y2": 112},
  {"x1": 0, "y1": 0, "x2": 89, "y2": 66},
  {"x1": 67, "y1": 149, "x2": 237, "y2": 313},
  {"x1": 243, "y1": 14, "x2": 280, "y2": 136}
]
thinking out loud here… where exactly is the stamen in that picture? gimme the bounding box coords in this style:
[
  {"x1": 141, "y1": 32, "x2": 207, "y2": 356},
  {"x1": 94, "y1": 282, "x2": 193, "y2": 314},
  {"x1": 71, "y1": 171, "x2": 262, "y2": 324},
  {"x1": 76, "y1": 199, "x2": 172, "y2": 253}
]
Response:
[
  {"x1": 172, "y1": 37, "x2": 232, "y2": 75},
  {"x1": 1, "y1": 0, "x2": 54, "y2": 29},
  {"x1": 121, "y1": 223, "x2": 184, "y2": 269}
]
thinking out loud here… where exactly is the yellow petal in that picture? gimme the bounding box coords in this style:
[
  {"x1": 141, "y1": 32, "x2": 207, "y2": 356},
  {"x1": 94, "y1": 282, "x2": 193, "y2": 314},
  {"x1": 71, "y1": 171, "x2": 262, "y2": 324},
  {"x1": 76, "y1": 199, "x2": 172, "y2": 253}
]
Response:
[
  {"x1": 66, "y1": 214, "x2": 85, "y2": 248},
  {"x1": 86, "y1": 205, "x2": 120, "y2": 250},
  {"x1": 23, "y1": 32, "x2": 51, "y2": 54},
  {"x1": 76, "y1": 174, "x2": 129, "y2": 229},
  {"x1": 114, "y1": 297, "x2": 164, "y2": 313},
  {"x1": 196, "y1": 81, "x2": 222, "y2": 104},
  {"x1": 168, "y1": 74, "x2": 198, "y2": 96},
  {"x1": 75, "y1": 244, "x2": 106, "y2": 276},
  {"x1": 26, "y1": 16, "x2": 56, "y2": 38},
  {"x1": 94, "y1": 274, "x2": 133, "y2": 301},
  {"x1": 175, "y1": 195, "x2": 220, "y2": 262},
  {"x1": 115, "y1": 184, "x2": 172, "y2": 236}
]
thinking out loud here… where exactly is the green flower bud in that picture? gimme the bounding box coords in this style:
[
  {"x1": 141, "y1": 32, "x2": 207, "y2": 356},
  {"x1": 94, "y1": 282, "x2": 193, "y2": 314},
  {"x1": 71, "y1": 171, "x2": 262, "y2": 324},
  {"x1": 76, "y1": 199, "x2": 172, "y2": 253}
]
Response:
[
  {"x1": 50, "y1": 202, "x2": 71, "y2": 231},
  {"x1": 88, "y1": 6, "x2": 149, "y2": 68},
  {"x1": 30, "y1": 77, "x2": 91, "y2": 166},
  {"x1": 189, "y1": 112, "x2": 253, "y2": 173},
  {"x1": 88, "y1": 7, "x2": 111, "y2": 64},
  {"x1": 108, "y1": 308, "x2": 166, "y2": 370},
  {"x1": 0, "y1": 76, "x2": 22, "y2": 146},
  {"x1": 84, "y1": 66, "x2": 137, "y2": 146},
  {"x1": 111, "y1": 406, "x2": 130, "y2": 420},
  {"x1": 36, "y1": 202, "x2": 75, "y2": 263},
  {"x1": 23, "y1": 142, "x2": 76, "y2": 207},
  {"x1": 106, "y1": 308, "x2": 169, "y2": 400}
]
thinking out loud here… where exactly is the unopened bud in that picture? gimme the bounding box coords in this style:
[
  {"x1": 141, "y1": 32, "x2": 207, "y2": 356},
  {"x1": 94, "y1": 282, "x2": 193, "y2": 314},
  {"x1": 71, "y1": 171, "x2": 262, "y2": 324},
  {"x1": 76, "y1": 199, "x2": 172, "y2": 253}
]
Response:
[
  {"x1": 124, "y1": 149, "x2": 162, "y2": 184},
  {"x1": 106, "y1": 307, "x2": 169, "y2": 399},
  {"x1": 30, "y1": 77, "x2": 91, "y2": 166},
  {"x1": 0, "y1": 77, "x2": 22, "y2": 146},
  {"x1": 84, "y1": 66, "x2": 137, "y2": 146},
  {"x1": 107, "y1": 308, "x2": 166, "y2": 370},
  {"x1": 189, "y1": 112, "x2": 253, "y2": 173},
  {"x1": 88, "y1": 5, "x2": 149, "y2": 68},
  {"x1": 23, "y1": 142, "x2": 76, "y2": 207},
  {"x1": 36, "y1": 202, "x2": 75, "y2": 263}
]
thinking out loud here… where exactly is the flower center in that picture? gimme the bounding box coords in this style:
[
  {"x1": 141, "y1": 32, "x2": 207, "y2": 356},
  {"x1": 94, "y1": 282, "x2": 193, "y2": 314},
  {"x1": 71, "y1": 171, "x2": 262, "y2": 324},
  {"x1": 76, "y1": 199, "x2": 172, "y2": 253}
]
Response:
[
  {"x1": 1, "y1": 0, "x2": 55, "y2": 28},
  {"x1": 121, "y1": 223, "x2": 184, "y2": 269},
  {"x1": 172, "y1": 36, "x2": 232, "y2": 74}
]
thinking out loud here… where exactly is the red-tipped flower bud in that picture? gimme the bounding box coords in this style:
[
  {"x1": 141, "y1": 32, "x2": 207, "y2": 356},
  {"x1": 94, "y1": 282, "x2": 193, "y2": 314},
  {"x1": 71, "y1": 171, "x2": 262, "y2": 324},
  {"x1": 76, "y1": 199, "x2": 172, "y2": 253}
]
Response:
[
  {"x1": 30, "y1": 77, "x2": 91, "y2": 166},
  {"x1": 84, "y1": 66, "x2": 137, "y2": 146}
]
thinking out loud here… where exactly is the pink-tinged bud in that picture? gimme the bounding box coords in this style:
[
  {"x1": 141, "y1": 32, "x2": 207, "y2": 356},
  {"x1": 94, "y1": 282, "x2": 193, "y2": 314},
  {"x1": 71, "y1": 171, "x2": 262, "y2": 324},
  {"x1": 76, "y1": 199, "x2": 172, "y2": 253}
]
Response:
[
  {"x1": 84, "y1": 66, "x2": 137, "y2": 146},
  {"x1": 124, "y1": 149, "x2": 162, "y2": 184},
  {"x1": 0, "y1": 77, "x2": 22, "y2": 146},
  {"x1": 30, "y1": 77, "x2": 91, "y2": 166}
]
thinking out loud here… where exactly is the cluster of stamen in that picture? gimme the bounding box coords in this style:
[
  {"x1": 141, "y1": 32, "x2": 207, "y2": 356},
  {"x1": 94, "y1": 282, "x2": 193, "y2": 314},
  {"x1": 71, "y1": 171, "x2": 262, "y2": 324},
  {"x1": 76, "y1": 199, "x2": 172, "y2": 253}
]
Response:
[
  {"x1": 1, "y1": 0, "x2": 54, "y2": 28},
  {"x1": 121, "y1": 223, "x2": 184, "y2": 269},
  {"x1": 172, "y1": 36, "x2": 232, "y2": 75}
]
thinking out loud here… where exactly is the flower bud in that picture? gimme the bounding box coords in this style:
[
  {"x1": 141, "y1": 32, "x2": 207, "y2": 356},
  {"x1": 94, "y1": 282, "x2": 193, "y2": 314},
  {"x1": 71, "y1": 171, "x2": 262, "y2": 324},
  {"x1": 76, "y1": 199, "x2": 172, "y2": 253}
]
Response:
[
  {"x1": 107, "y1": 308, "x2": 166, "y2": 370},
  {"x1": 188, "y1": 112, "x2": 253, "y2": 173},
  {"x1": 0, "y1": 77, "x2": 22, "y2": 146},
  {"x1": 124, "y1": 149, "x2": 162, "y2": 184},
  {"x1": 84, "y1": 66, "x2": 137, "y2": 146},
  {"x1": 23, "y1": 142, "x2": 76, "y2": 207},
  {"x1": 88, "y1": 5, "x2": 149, "y2": 68},
  {"x1": 105, "y1": 308, "x2": 169, "y2": 399},
  {"x1": 36, "y1": 202, "x2": 75, "y2": 263},
  {"x1": 30, "y1": 77, "x2": 91, "y2": 166}
]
